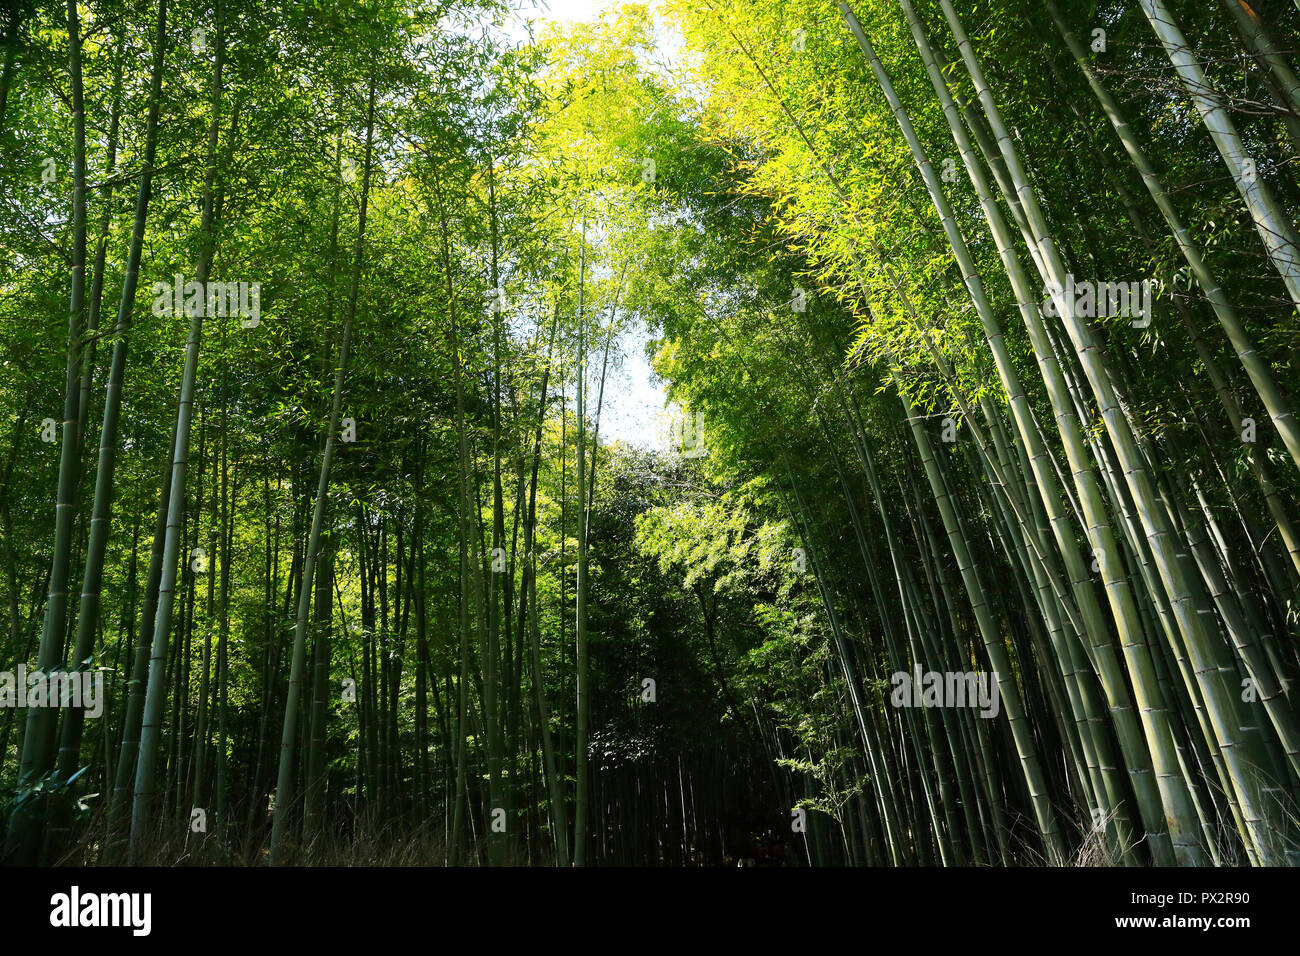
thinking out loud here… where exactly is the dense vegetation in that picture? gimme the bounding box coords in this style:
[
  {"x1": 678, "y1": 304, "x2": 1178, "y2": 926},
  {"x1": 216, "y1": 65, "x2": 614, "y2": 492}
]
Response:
[{"x1": 2, "y1": 0, "x2": 1299, "y2": 867}]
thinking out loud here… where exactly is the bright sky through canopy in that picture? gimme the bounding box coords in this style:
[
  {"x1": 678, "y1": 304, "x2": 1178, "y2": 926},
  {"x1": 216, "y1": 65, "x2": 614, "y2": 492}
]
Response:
[{"x1": 500, "y1": 0, "x2": 681, "y2": 453}]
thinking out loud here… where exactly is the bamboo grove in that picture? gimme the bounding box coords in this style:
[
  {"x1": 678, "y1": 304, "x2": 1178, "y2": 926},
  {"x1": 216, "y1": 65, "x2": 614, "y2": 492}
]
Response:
[{"x1": 1, "y1": 0, "x2": 1299, "y2": 868}]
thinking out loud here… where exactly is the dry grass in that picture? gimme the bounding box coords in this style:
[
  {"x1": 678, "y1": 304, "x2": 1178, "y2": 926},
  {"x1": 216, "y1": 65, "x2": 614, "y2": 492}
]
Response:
[
  {"x1": 37, "y1": 785, "x2": 1300, "y2": 866},
  {"x1": 52, "y1": 808, "x2": 546, "y2": 866}
]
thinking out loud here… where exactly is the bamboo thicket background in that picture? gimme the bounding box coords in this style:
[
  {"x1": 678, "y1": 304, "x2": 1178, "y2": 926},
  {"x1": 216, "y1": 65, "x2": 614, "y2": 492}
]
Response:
[{"x1": 1, "y1": 0, "x2": 1299, "y2": 867}]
